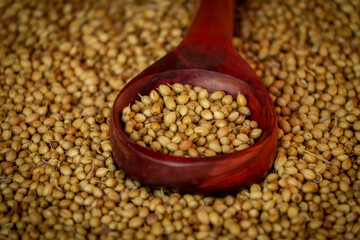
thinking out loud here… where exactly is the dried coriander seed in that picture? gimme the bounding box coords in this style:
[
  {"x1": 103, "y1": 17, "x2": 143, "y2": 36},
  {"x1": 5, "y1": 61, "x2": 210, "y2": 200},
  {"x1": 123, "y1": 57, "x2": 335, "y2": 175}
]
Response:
[
  {"x1": 122, "y1": 83, "x2": 261, "y2": 157},
  {"x1": 1, "y1": 0, "x2": 359, "y2": 239}
]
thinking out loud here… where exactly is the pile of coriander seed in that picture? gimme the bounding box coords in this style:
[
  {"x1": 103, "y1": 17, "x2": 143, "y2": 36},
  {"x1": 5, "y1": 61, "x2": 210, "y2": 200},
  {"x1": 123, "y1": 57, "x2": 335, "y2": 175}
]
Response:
[
  {"x1": 0, "y1": 0, "x2": 360, "y2": 239},
  {"x1": 122, "y1": 83, "x2": 262, "y2": 157}
]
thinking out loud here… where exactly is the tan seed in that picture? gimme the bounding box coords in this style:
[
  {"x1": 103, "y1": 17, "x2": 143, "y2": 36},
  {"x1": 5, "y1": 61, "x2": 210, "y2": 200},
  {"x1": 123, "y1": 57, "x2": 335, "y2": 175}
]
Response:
[{"x1": 237, "y1": 93, "x2": 247, "y2": 106}]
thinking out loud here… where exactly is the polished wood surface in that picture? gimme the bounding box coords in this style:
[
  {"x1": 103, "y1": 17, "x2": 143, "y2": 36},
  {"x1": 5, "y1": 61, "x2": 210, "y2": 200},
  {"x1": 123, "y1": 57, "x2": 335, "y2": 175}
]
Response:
[{"x1": 110, "y1": 0, "x2": 278, "y2": 194}]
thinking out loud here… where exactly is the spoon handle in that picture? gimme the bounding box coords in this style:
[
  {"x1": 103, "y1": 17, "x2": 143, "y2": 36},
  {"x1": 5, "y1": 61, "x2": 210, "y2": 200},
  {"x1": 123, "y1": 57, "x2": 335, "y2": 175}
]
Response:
[
  {"x1": 133, "y1": 0, "x2": 239, "y2": 79},
  {"x1": 181, "y1": 0, "x2": 235, "y2": 49}
]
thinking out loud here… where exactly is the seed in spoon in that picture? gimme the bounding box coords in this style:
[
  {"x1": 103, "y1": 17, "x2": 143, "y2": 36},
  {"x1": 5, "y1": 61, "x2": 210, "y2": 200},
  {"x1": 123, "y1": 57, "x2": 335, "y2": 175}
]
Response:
[{"x1": 122, "y1": 84, "x2": 262, "y2": 157}]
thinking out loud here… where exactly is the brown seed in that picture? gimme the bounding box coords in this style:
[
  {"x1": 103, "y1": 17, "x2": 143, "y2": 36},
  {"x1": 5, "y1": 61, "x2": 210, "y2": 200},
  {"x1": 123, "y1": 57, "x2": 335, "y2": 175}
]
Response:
[
  {"x1": 150, "y1": 90, "x2": 160, "y2": 102},
  {"x1": 194, "y1": 126, "x2": 209, "y2": 137},
  {"x1": 178, "y1": 105, "x2": 188, "y2": 116},
  {"x1": 188, "y1": 148, "x2": 199, "y2": 157},
  {"x1": 151, "y1": 104, "x2": 162, "y2": 115},
  {"x1": 204, "y1": 149, "x2": 216, "y2": 157},
  {"x1": 229, "y1": 222, "x2": 241, "y2": 235},
  {"x1": 249, "y1": 128, "x2": 262, "y2": 139},
  {"x1": 25, "y1": 113, "x2": 39, "y2": 123},
  {"x1": 166, "y1": 142, "x2": 178, "y2": 152},
  {"x1": 302, "y1": 182, "x2": 318, "y2": 193},
  {"x1": 228, "y1": 111, "x2": 239, "y2": 122},
  {"x1": 60, "y1": 165, "x2": 72, "y2": 176},
  {"x1": 164, "y1": 111, "x2": 176, "y2": 126},
  {"x1": 179, "y1": 140, "x2": 192, "y2": 151},
  {"x1": 82, "y1": 107, "x2": 97, "y2": 117},
  {"x1": 237, "y1": 133, "x2": 249, "y2": 143},
  {"x1": 139, "y1": 94, "x2": 152, "y2": 106},
  {"x1": 301, "y1": 169, "x2": 316, "y2": 180},
  {"x1": 209, "y1": 211, "x2": 221, "y2": 226},
  {"x1": 158, "y1": 136, "x2": 171, "y2": 147},
  {"x1": 95, "y1": 168, "x2": 109, "y2": 177},
  {"x1": 235, "y1": 144, "x2": 250, "y2": 151},
  {"x1": 172, "y1": 83, "x2": 184, "y2": 93},
  {"x1": 176, "y1": 94, "x2": 189, "y2": 105},
  {"x1": 210, "y1": 90, "x2": 225, "y2": 100},
  {"x1": 182, "y1": 116, "x2": 192, "y2": 125},
  {"x1": 199, "y1": 98, "x2": 211, "y2": 109},
  {"x1": 129, "y1": 217, "x2": 144, "y2": 228},
  {"x1": 29, "y1": 210, "x2": 42, "y2": 224},
  {"x1": 158, "y1": 85, "x2": 172, "y2": 96},
  {"x1": 130, "y1": 131, "x2": 141, "y2": 141},
  {"x1": 237, "y1": 93, "x2": 247, "y2": 106},
  {"x1": 201, "y1": 109, "x2": 213, "y2": 120},
  {"x1": 196, "y1": 209, "x2": 210, "y2": 224},
  {"x1": 217, "y1": 126, "x2": 230, "y2": 138},
  {"x1": 107, "y1": 191, "x2": 121, "y2": 202},
  {"x1": 164, "y1": 97, "x2": 176, "y2": 110},
  {"x1": 239, "y1": 106, "x2": 251, "y2": 116},
  {"x1": 222, "y1": 145, "x2": 231, "y2": 153},
  {"x1": 134, "y1": 113, "x2": 146, "y2": 123},
  {"x1": 198, "y1": 89, "x2": 209, "y2": 99},
  {"x1": 208, "y1": 140, "x2": 222, "y2": 153},
  {"x1": 214, "y1": 111, "x2": 225, "y2": 120}
]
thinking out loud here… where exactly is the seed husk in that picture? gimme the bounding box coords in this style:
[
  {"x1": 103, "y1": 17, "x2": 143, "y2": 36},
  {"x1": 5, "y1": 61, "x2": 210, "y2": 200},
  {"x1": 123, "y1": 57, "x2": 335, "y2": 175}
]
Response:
[
  {"x1": 214, "y1": 111, "x2": 225, "y2": 120},
  {"x1": 164, "y1": 97, "x2": 176, "y2": 110},
  {"x1": 199, "y1": 98, "x2": 211, "y2": 109},
  {"x1": 172, "y1": 83, "x2": 184, "y2": 93},
  {"x1": 150, "y1": 90, "x2": 160, "y2": 102},
  {"x1": 178, "y1": 105, "x2": 188, "y2": 116},
  {"x1": 134, "y1": 113, "x2": 147, "y2": 123},
  {"x1": 176, "y1": 94, "x2": 189, "y2": 105},
  {"x1": 194, "y1": 126, "x2": 210, "y2": 137},
  {"x1": 179, "y1": 140, "x2": 192, "y2": 151},
  {"x1": 158, "y1": 136, "x2": 171, "y2": 147},
  {"x1": 208, "y1": 140, "x2": 222, "y2": 153},
  {"x1": 210, "y1": 90, "x2": 225, "y2": 101},
  {"x1": 158, "y1": 85, "x2": 172, "y2": 96},
  {"x1": 249, "y1": 128, "x2": 262, "y2": 139},
  {"x1": 164, "y1": 111, "x2": 176, "y2": 126},
  {"x1": 200, "y1": 109, "x2": 213, "y2": 120},
  {"x1": 237, "y1": 93, "x2": 247, "y2": 106}
]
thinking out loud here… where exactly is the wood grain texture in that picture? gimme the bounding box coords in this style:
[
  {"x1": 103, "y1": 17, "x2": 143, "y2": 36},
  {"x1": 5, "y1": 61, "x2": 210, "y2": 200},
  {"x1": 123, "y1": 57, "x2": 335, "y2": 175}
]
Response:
[{"x1": 110, "y1": 0, "x2": 278, "y2": 194}]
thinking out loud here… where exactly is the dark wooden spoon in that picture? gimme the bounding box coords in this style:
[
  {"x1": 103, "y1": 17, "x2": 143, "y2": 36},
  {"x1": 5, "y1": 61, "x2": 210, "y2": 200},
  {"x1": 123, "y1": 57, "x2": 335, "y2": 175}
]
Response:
[{"x1": 109, "y1": 0, "x2": 278, "y2": 194}]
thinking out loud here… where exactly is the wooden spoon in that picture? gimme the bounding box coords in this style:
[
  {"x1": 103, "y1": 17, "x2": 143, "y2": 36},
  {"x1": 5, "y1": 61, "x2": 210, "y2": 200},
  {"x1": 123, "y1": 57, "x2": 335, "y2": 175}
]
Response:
[{"x1": 109, "y1": 0, "x2": 278, "y2": 194}]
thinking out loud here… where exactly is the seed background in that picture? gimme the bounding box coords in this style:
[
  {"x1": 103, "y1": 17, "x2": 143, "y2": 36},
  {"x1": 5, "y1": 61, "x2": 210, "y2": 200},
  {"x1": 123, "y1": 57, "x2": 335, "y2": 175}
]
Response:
[{"x1": 0, "y1": 0, "x2": 360, "y2": 239}]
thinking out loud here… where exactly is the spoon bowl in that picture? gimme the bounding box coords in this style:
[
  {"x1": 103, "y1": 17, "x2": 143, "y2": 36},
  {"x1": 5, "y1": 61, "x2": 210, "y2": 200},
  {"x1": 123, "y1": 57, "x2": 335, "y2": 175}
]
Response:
[
  {"x1": 110, "y1": 69, "x2": 277, "y2": 194},
  {"x1": 110, "y1": 0, "x2": 278, "y2": 194}
]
